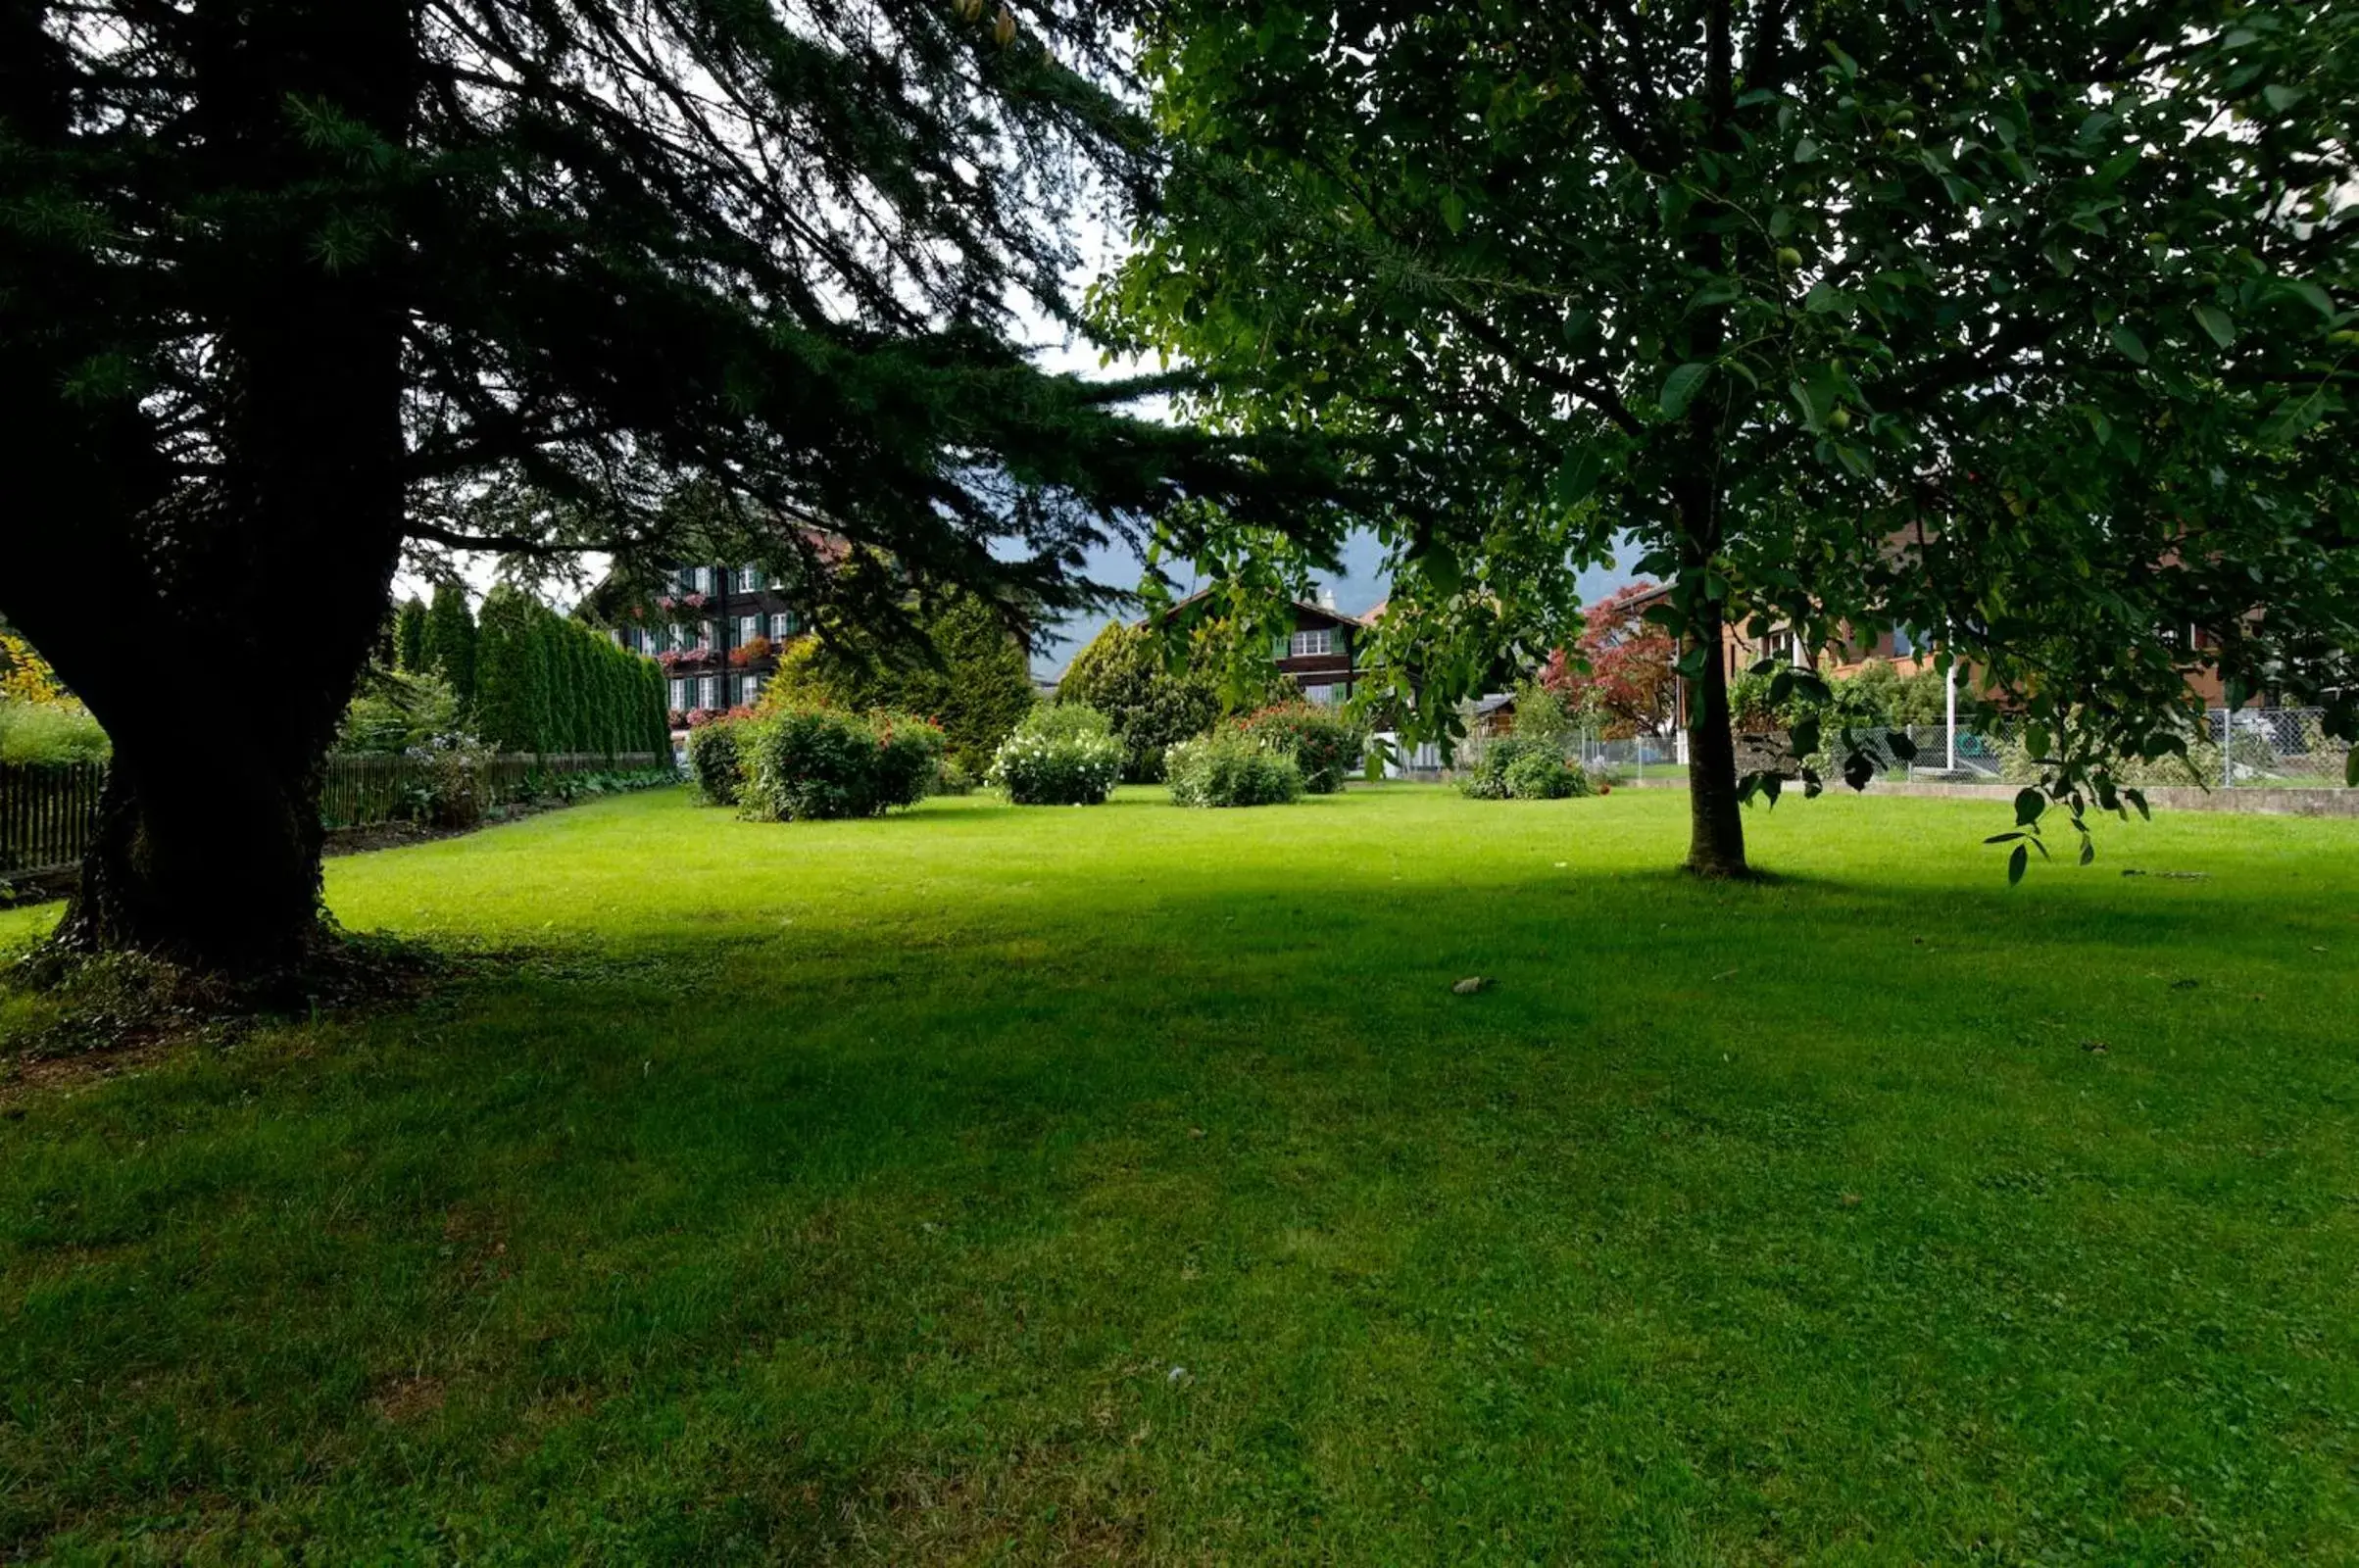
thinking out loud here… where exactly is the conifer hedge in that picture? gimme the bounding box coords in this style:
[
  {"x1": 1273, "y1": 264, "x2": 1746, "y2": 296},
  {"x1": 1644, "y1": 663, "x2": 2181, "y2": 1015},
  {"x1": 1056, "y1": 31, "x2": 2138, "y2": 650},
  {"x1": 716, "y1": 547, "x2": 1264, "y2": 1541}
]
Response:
[{"x1": 473, "y1": 585, "x2": 669, "y2": 757}]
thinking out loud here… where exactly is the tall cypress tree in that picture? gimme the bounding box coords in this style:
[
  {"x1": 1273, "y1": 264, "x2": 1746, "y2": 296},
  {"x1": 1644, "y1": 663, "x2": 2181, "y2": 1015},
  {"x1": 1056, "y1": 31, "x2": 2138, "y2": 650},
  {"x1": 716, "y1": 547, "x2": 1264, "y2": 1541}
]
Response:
[
  {"x1": 472, "y1": 586, "x2": 544, "y2": 754},
  {"x1": 420, "y1": 583, "x2": 477, "y2": 709},
  {"x1": 393, "y1": 598, "x2": 428, "y2": 673}
]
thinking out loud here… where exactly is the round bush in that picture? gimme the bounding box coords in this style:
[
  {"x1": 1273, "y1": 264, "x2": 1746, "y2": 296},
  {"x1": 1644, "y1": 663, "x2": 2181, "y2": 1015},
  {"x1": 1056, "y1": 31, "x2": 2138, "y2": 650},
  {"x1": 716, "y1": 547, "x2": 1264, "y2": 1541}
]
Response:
[
  {"x1": 686, "y1": 717, "x2": 744, "y2": 806},
  {"x1": 1502, "y1": 749, "x2": 1589, "y2": 800},
  {"x1": 1166, "y1": 730, "x2": 1303, "y2": 808},
  {"x1": 1231, "y1": 702, "x2": 1368, "y2": 794},
  {"x1": 740, "y1": 707, "x2": 944, "y2": 820},
  {"x1": 989, "y1": 704, "x2": 1125, "y2": 805}
]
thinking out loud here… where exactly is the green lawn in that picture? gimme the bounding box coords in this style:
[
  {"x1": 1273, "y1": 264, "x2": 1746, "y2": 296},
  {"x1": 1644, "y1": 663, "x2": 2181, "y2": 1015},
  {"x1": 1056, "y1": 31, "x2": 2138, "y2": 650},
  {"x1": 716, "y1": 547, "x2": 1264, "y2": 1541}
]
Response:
[{"x1": 5, "y1": 784, "x2": 2359, "y2": 1562}]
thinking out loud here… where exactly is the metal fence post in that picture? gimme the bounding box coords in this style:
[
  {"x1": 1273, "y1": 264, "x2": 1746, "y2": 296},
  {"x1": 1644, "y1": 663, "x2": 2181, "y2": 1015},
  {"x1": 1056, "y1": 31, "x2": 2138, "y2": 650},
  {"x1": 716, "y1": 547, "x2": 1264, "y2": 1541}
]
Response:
[{"x1": 2220, "y1": 708, "x2": 2233, "y2": 790}]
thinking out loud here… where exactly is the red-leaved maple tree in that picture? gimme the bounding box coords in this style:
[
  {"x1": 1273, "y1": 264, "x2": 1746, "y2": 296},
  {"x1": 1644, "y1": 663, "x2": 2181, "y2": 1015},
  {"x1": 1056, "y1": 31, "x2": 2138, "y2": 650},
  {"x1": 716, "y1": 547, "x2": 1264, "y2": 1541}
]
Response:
[{"x1": 1543, "y1": 582, "x2": 1678, "y2": 742}]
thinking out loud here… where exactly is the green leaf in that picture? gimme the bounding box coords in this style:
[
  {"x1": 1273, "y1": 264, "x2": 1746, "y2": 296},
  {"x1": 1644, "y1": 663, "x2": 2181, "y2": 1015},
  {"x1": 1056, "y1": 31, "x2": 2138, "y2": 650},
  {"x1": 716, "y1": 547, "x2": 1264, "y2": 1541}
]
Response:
[
  {"x1": 2110, "y1": 323, "x2": 2148, "y2": 364},
  {"x1": 2008, "y1": 843, "x2": 2029, "y2": 886},
  {"x1": 1794, "y1": 136, "x2": 1822, "y2": 165},
  {"x1": 1660, "y1": 363, "x2": 1711, "y2": 418},
  {"x1": 2285, "y1": 279, "x2": 2334, "y2": 318},
  {"x1": 1422, "y1": 540, "x2": 1462, "y2": 595},
  {"x1": 2192, "y1": 303, "x2": 2236, "y2": 348},
  {"x1": 2014, "y1": 787, "x2": 2045, "y2": 827},
  {"x1": 1440, "y1": 189, "x2": 1467, "y2": 235},
  {"x1": 2079, "y1": 837, "x2": 2095, "y2": 866},
  {"x1": 1552, "y1": 445, "x2": 1608, "y2": 509},
  {"x1": 2123, "y1": 787, "x2": 2150, "y2": 821},
  {"x1": 1789, "y1": 716, "x2": 1821, "y2": 758},
  {"x1": 1888, "y1": 731, "x2": 1918, "y2": 762},
  {"x1": 1985, "y1": 831, "x2": 2023, "y2": 844},
  {"x1": 2263, "y1": 83, "x2": 2305, "y2": 112},
  {"x1": 2347, "y1": 749, "x2": 2358, "y2": 788}
]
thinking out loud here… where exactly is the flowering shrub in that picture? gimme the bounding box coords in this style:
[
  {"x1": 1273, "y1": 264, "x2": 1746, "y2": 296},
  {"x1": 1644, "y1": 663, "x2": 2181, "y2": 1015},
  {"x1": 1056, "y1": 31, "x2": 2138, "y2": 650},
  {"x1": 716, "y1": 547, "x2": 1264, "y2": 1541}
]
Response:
[
  {"x1": 657, "y1": 648, "x2": 715, "y2": 670},
  {"x1": 400, "y1": 731, "x2": 494, "y2": 828},
  {"x1": 1230, "y1": 702, "x2": 1368, "y2": 794},
  {"x1": 728, "y1": 635, "x2": 773, "y2": 668},
  {"x1": 988, "y1": 704, "x2": 1125, "y2": 806},
  {"x1": 740, "y1": 706, "x2": 944, "y2": 820},
  {"x1": 1166, "y1": 729, "x2": 1302, "y2": 808}
]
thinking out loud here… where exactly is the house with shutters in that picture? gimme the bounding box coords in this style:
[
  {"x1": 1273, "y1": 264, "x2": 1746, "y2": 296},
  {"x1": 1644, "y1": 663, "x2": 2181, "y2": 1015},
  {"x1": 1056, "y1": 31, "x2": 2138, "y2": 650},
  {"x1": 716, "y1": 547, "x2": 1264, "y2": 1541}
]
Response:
[
  {"x1": 602, "y1": 563, "x2": 807, "y2": 720},
  {"x1": 1140, "y1": 587, "x2": 1368, "y2": 706}
]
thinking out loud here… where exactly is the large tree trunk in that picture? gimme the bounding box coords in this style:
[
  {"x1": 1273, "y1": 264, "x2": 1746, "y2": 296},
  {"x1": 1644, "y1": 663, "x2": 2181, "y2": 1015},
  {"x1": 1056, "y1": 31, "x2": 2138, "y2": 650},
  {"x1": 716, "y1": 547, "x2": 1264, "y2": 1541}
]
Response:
[
  {"x1": 1670, "y1": 457, "x2": 1749, "y2": 877},
  {"x1": 1682, "y1": 599, "x2": 1750, "y2": 878},
  {"x1": 13, "y1": 1, "x2": 418, "y2": 975}
]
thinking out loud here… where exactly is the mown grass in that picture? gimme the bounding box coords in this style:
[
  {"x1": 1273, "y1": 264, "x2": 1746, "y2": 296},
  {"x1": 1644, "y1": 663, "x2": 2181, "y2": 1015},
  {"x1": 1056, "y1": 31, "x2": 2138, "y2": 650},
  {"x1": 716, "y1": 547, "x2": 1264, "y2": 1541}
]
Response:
[{"x1": 4, "y1": 783, "x2": 2358, "y2": 1563}]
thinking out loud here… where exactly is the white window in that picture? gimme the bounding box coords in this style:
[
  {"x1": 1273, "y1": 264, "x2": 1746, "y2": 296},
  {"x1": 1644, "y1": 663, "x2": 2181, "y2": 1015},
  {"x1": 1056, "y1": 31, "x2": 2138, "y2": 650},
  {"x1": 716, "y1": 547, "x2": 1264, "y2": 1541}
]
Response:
[
  {"x1": 691, "y1": 566, "x2": 712, "y2": 594},
  {"x1": 738, "y1": 613, "x2": 761, "y2": 644},
  {"x1": 1289, "y1": 628, "x2": 1334, "y2": 659},
  {"x1": 739, "y1": 674, "x2": 762, "y2": 707},
  {"x1": 665, "y1": 622, "x2": 684, "y2": 652},
  {"x1": 669, "y1": 678, "x2": 689, "y2": 711},
  {"x1": 697, "y1": 620, "x2": 714, "y2": 651},
  {"x1": 1303, "y1": 684, "x2": 1338, "y2": 707},
  {"x1": 698, "y1": 674, "x2": 718, "y2": 710},
  {"x1": 734, "y1": 565, "x2": 760, "y2": 593},
  {"x1": 767, "y1": 611, "x2": 798, "y2": 640}
]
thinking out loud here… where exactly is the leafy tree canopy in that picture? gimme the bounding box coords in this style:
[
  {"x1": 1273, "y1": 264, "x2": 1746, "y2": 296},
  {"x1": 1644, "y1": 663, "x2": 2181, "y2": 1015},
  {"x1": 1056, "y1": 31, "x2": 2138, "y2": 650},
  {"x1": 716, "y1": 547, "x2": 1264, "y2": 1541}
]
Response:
[{"x1": 1106, "y1": 0, "x2": 2359, "y2": 875}]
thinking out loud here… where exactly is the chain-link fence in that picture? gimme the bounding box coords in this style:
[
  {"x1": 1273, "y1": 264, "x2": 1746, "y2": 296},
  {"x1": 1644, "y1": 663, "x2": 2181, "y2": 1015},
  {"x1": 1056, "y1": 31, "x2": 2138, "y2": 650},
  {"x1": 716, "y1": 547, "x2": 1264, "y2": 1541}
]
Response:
[
  {"x1": 1379, "y1": 710, "x2": 2348, "y2": 791},
  {"x1": 1765, "y1": 709, "x2": 2349, "y2": 790}
]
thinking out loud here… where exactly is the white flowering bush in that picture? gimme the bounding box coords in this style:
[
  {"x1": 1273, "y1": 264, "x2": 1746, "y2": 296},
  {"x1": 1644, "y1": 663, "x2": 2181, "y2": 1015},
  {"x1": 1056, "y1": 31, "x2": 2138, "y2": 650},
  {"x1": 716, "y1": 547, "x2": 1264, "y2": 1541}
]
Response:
[
  {"x1": 988, "y1": 705, "x2": 1126, "y2": 805},
  {"x1": 1165, "y1": 729, "x2": 1303, "y2": 808}
]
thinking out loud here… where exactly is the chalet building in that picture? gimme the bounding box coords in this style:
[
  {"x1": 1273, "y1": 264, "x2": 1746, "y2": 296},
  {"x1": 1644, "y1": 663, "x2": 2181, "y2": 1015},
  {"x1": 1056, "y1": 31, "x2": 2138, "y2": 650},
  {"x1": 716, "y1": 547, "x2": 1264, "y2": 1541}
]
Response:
[
  {"x1": 604, "y1": 563, "x2": 805, "y2": 718},
  {"x1": 1145, "y1": 588, "x2": 1368, "y2": 705}
]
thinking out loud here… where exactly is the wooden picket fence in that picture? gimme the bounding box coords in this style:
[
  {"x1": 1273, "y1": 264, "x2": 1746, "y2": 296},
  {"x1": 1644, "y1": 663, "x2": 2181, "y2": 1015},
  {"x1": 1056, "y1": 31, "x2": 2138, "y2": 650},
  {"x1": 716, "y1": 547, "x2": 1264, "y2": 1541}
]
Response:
[
  {"x1": 0, "y1": 761, "x2": 105, "y2": 878},
  {"x1": 1, "y1": 753, "x2": 671, "y2": 878}
]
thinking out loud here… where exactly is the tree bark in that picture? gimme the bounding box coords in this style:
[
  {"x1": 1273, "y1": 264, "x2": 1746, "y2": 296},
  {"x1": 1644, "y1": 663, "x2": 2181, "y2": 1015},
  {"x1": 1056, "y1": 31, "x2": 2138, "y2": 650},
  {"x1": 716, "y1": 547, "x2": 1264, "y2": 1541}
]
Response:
[
  {"x1": 11, "y1": 1, "x2": 418, "y2": 974},
  {"x1": 1682, "y1": 597, "x2": 1750, "y2": 878}
]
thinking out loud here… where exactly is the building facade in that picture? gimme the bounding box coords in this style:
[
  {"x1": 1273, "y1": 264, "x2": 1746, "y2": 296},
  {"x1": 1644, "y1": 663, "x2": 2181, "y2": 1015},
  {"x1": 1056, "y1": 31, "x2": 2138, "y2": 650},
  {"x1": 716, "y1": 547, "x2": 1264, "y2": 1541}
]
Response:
[
  {"x1": 1144, "y1": 590, "x2": 1369, "y2": 705},
  {"x1": 606, "y1": 564, "x2": 805, "y2": 721}
]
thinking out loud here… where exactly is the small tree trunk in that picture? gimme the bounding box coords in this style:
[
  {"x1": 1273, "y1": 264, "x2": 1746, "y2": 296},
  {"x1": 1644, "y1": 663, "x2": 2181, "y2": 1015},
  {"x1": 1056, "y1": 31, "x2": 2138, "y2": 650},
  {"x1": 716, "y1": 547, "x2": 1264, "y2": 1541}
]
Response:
[{"x1": 1684, "y1": 602, "x2": 1751, "y2": 878}]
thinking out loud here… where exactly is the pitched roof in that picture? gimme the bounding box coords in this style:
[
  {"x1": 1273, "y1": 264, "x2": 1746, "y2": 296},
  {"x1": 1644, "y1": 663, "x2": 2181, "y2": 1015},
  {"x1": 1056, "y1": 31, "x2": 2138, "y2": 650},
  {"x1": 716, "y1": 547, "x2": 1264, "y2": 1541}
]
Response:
[{"x1": 1130, "y1": 584, "x2": 1366, "y2": 631}]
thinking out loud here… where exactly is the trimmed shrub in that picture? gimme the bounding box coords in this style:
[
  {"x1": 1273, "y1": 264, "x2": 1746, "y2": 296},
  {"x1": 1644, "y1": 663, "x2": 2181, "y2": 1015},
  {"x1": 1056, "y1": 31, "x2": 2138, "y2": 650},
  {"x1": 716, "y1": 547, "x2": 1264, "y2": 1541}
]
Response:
[
  {"x1": 1057, "y1": 620, "x2": 1219, "y2": 782},
  {"x1": 1231, "y1": 701, "x2": 1368, "y2": 794},
  {"x1": 686, "y1": 715, "x2": 746, "y2": 805},
  {"x1": 338, "y1": 670, "x2": 465, "y2": 755},
  {"x1": 741, "y1": 707, "x2": 944, "y2": 821},
  {"x1": 1457, "y1": 737, "x2": 1590, "y2": 800},
  {"x1": 1502, "y1": 749, "x2": 1590, "y2": 800},
  {"x1": 1166, "y1": 729, "x2": 1303, "y2": 808},
  {"x1": 989, "y1": 704, "x2": 1125, "y2": 806}
]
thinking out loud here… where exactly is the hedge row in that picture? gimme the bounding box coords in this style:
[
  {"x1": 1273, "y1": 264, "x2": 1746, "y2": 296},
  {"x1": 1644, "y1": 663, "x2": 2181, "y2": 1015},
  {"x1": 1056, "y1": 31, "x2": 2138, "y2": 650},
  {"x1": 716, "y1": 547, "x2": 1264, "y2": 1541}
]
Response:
[{"x1": 474, "y1": 585, "x2": 670, "y2": 757}]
